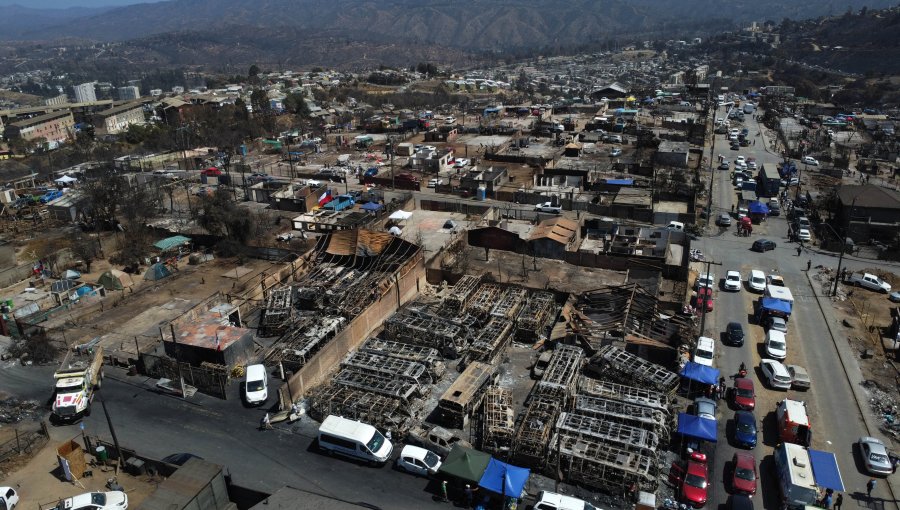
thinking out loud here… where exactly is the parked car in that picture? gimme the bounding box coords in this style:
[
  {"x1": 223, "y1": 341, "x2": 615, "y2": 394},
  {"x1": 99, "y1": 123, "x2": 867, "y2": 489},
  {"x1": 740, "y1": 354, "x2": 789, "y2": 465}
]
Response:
[
  {"x1": 724, "y1": 271, "x2": 742, "y2": 292},
  {"x1": 846, "y1": 272, "x2": 892, "y2": 293},
  {"x1": 454, "y1": 158, "x2": 469, "y2": 168},
  {"x1": 787, "y1": 365, "x2": 810, "y2": 391},
  {"x1": 427, "y1": 178, "x2": 443, "y2": 188},
  {"x1": 405, "y1": 426, "x2": 472, "y2": 458},
  {"x1": 764, "y1": 316, "x2": 788, "y2": 334},
  {"x1": 889, "y1": 290, "x2": 900, "y2": 303},
  {"x1": 733, "y1": 410, "x2": 758, "y2": 449},
  {"x1": 730, "y1": 452, "x2": 758, "y2": 495},
  {"x1": 751, "y1": 239, "x2": 776, "y2": 252},
  {"x1": 695, "y1": 273, "x2": 716, "y2": 289},
  {"x1": 802, "y1": 156, "x2": 819, "y2": 166},
  {"x1": 0, "y1": 487, "x2": 19, "y2": 510},
  {"x1": 40, "y1": 190, "x2": 63, "y2": 203},
  {"x1": 719, "y1": 162, "x2": 730, "y2": 170},
  {"x1": 533, "y1": 491, "x2": 597, "y2": 510},
  {"x1": 747, "y1": 270, "x2": 767, "y2": 292},
  {"x1": 760, "y1": 359, "x2": 792, "y2": 390},
  {"x1": 725, "y1": 322, "x2": 744, "y2": 346},
  {"x1": 534, "y1": 202, "x2": 562, "y2": 214},
  {"x1": 201, "y1": 167, "x2": 222, "y2": 176},
  {"x1": 669, "y1": 457, "x2": 709, "y2": 508},
  {"x1": 693, "y1": 397, "x2": 717, "y2": 420},
  {"x1": 797, "y1": 228, "x2": 811, "y2": 242},
  {"x1": 765, "y1": 330, "x2": 787, "y2": 360},
  {"x1": 692, "y1": 287, "x2": 714, "y2": 312},
  {"x1": 693, "y1": 337, "x2": 715, "y2": 367},
  {"x1": 717, "y1": 213, "x2": 732, "y2": 226},
  {"x1": 858, "y1": 436, "x2": 894, "y2": 476},
  {"x1": 396, "y1": 445, "x2": 442, "y2": 476},
  {"x1": 609, "y1": 147, "x2": 623, "y2": 157},
  {"x1": 52, "y1": 491, "x2": 128, "y2": 510},
  {"x1": 731, "y1": 378, "x2": 756, "y2": 411}
]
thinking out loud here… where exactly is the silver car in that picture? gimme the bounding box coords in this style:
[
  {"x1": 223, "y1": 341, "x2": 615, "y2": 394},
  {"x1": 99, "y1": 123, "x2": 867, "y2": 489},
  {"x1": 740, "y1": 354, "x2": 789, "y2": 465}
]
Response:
[
  {"x1": 858, "y1": 436, "x2": 893, "y2": 475},
  {"x1": 787, "y1": 365, "x2": 810, "y2": 391},
  {"x1": 766, "y1": 317, "x2": 788, "y2": 334}
]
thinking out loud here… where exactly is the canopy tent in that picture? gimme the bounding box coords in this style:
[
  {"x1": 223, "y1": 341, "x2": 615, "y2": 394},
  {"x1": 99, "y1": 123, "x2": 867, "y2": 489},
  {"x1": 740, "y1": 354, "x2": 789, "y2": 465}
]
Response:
[
  {"x1": 144, "y1": 263, "x2": 172, "y2": 281},
  {"x1": 55, "y1": 175, "x2": 77, "y2": 184},
  {"x1": 389, "y1": 210, "x2": 413, "y2": 221},
  {"x1": 760, "y1": 297, "x2": 792, "y2": 315},
  {"x1": 809, "y1": 450, "x2": 845, "y2": 492},
  {"x1": 437, "y1": 445, "x2": 491, "y2": 484},
  {"x1": 63, "y1": 269, "x2": 81, "y2": 280},
  {"x1": 680, "y1": 361, "x2": 720, "y2": 385},
  {"x1": 478, "y1": 458, "x2": 530, "y2": 498},
  {"x1": 748, "y1": 201, "x2": 770, "y2": 214},
  {"x1": 154, "y1": 235, "x2": 191, "y2": 252},
  {"x1": 361, "y1": 202, "x2": 383, "y2": 212},
  {"x1": 677, "y1": 413, "x2": 718, "y2": 442}
]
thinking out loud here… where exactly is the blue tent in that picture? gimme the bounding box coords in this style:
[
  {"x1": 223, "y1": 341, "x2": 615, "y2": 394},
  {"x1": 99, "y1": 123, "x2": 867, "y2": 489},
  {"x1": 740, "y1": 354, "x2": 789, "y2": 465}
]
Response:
[
  {"x1": 677, "y1": 413, "x2": 718, "y2": 442},
  {"x1": 760, "y1": 297, "x2": 792, "y2": 315},
  {"x1": 478, "y1": 458, "x2": 530, "y2": 498},
  {"x1": 748, "y1": 201, "x2": 770, "y2": 214},
  {"x1": 605, "y1": 179, "x2": 634, "y2": 186},
  {"x1": 361, "y1": 202, "x2": 383, "y2": 211},
  {"x1": 680, "y1": 361, "x2": 720, "y2": 385},
  {"x1": 809, "y1": 450, "x2": 845, "y2": 492}
]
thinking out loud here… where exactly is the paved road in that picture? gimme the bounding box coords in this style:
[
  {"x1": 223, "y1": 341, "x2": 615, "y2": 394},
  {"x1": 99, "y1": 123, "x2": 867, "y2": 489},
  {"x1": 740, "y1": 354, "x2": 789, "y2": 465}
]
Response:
[
  {"x1": 699, "y1": 108, "x2": 898, "y2": 510},
  {"x1": 0, "y1": 363, "x2": 447, "y2": 509}
]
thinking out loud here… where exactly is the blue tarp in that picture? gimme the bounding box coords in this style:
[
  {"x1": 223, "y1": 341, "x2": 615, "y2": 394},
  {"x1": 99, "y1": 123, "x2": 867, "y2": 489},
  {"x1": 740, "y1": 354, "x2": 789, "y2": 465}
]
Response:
[
  {"x1": 809, "y1": 450, "x2": 845, "y2": 492},
  {"x1": 478, "y1": 458, "x2": 530, "y2": 498},
  {"x1": 748, "y1": 201, "x2": 770, "y2": 214},
  {"x1": 677, "y1": 413, "x2": 718, "y2": 442},
  {"x1": 760, "y1": 297, "x2": 792, "y2": 315},
  {"x1": 361, "y1": 202, "x2": 383, "y2": 211},
  {"x1": 605, "y1": 179, "x2": 634, "y2": 186},
  {"x1": 680, "y1": 361, "x2": 720, "y2": 385}
]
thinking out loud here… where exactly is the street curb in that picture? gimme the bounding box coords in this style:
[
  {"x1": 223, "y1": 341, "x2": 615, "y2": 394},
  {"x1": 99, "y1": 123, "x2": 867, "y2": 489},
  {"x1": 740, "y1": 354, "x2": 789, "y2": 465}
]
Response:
[{"x1": 804, "y1": 271, "x2": 900, "y2": 504}]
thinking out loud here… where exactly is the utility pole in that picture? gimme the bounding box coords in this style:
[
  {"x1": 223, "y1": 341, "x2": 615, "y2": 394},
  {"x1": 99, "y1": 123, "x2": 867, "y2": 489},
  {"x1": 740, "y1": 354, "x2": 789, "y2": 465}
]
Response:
[
  {"x1": 832, "y1": 195, "x2": 858, "y2": 297},
  {"x1": 698, "y1": 259, "x2": 723, "y2": 335},
  {"x1": 97, "y1": 389, "x2": 126, "y2": 471}
]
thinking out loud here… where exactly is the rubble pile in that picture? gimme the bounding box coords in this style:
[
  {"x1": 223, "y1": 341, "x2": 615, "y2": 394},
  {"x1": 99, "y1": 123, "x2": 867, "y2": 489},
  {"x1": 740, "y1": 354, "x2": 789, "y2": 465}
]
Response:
[
  {"x1": 0, "y1": 398, "x2": 43, "y2": 424},
  {"x1": 864, "y1": 380, "x2": 900, "y2": 438}
]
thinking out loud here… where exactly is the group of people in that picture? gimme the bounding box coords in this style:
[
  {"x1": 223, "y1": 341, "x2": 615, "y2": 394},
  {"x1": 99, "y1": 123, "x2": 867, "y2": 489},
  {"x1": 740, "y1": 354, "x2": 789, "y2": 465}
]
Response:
[{"x1": 707, "y1": 377, "x2": 728, "y2": 401}]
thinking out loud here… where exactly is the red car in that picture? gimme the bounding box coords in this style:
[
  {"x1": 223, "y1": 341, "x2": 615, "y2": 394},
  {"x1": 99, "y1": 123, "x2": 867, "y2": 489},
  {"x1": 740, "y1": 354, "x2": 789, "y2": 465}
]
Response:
[
  {"x1": 692, "y1": 287, "x2": 714, "y2": 312},
  {"x1": 730, "y1": 451, "x2": 758, "y2": 496},
  {"x1": 732, "y1": 377, "x2": 756, "y2": 410},
  {"x1": 670, "y1": 457, "x2": 708, "y2": 508},
  {"x1": 202, "y1": 167, "x2": 223, "y2": 176}
]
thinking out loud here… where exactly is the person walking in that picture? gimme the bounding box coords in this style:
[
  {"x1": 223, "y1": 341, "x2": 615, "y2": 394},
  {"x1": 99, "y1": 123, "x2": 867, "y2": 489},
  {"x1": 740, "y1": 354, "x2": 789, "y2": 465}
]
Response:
[
  {"x1": 796, "y1": 246, "x2": 802, "y2": 256},
  {"x1": 440, "y1": 480, "x2": 449, "y2": 502},
  {"x1": 806, "y1": 259, "x2": 812, "y2": 271},
  {"x1": 834, "y1": 493, "x2": 843, "y2": 510},
  {"x1": 260, "y1": 413, "x2": 273, "y2": 430},
  {"x1": 867, "y1": 478, "x2": 876, "y2": 498}
]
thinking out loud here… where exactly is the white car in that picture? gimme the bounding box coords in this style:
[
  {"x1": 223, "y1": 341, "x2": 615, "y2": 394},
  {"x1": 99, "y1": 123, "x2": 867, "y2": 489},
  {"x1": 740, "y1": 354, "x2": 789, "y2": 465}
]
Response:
[
  {"x1": 445, "y1": 116, "x2": 456, "y2": 124},
  {"x1": 748, "y1": 270, "x2": 766, "y2": 292},
  {"x1": 427, "y1": 178, "x2": 443, "y2": 188},
  {"x1": 695, "y1": 273, "x2": 716, "y2": 290},
  {"x1": 797, "y1": 228, "x2": 811, "y2": 242},
  {"x1": 765, "y1": 330, "x2": 787, "y2": 360},
  {"x1": 609, "y1": 147, "x2": 622, "y2": 157},
  {"x1": 534, "y1": 202, "x2": 562, "y2": 214},
  {"x1": 802, "y1": 156, "x2": 818, "y2": 166},
  {"x1": 52, "y1": 491, "x2": 128, "y2": 510},
  {"x1": 1, "y1": 487, "x2": 19, "y2": 510},
  {"x1": 724, "y1": 271, "x2": 742, "y2": 292},
  {"x1": 454, "y1": 158, "x2": 469, "y2": 168},
  {"x1": 534, "y1": 491, "x2": 595, "y2": 510},
  {"x1": 693, "y1": 336, "x2": 715, "y2": 367},
  {"x1": 396, "y1": 445, "x2": 442, "y2": 476},
  {"x1": 735, "y1": 156, "x2": 746, "y2": 165},
  {"x1": 760, "y1": 359, "x2": 792, "y2": 390}
]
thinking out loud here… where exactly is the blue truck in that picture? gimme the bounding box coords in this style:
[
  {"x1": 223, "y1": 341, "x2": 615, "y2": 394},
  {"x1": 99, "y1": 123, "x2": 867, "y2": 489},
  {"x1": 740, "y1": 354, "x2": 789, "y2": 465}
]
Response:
[{"x1": 323, "y1": 194, "x2": 356, "y2": 212}]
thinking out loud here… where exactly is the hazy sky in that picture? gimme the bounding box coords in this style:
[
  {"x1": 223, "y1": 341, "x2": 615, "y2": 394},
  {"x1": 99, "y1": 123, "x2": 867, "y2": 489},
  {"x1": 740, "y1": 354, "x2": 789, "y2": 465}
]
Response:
[{"x1": 0, "y1": 0, "x2": 165, "y2": 7}]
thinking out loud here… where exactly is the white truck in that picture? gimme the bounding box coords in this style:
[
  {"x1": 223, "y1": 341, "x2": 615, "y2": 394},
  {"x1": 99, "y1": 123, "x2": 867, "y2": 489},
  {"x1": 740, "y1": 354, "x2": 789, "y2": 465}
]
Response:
[
  {"x1": 765, "y1": 286, "x2": 794, "y2": 305},
  {"x1": 846, "y1": 272, "x2": 891, "y2": 293},
  {"x1": 51, "y1": 346, "x2": 104, "y2": 424},
  {"x1": 774, "y1": 443, "x2": 818, "y2": 509}
]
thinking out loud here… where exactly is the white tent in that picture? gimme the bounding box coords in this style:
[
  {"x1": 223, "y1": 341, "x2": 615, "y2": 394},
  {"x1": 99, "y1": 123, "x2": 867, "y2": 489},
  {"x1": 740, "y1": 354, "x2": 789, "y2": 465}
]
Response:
[
  {"x1": 389, "y1": 210, "x2": 413, "y2": 221},
  {"x1": 55, "y1": 175, "x2": 77, "y2": 184},
  {"x1": 388, "y1": 226, "x2": 403, "y2": 236}
]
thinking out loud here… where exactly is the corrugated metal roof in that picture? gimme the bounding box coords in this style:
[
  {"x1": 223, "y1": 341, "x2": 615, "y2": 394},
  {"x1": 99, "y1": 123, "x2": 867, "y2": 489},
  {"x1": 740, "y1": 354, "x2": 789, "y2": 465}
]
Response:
[
  {"x1": 137, "y1": 457, "x2": 225, "y2": 510},
  {"x1": 528, "y1": 216, "x2": 577, "y2": 245}
]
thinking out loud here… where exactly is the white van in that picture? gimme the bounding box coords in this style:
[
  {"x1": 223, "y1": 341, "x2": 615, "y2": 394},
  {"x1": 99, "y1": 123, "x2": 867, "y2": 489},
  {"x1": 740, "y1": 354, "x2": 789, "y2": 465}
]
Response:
[
  {"x1": 318, "y1": 415, "x2": 394, "y2": 464},
  {"x1": 244, "y1": 364, "x2": 268, "y2": 405},
  {"x1": 534, "y1": 490, "x2": 597, "y2": 510},
  {"x1": 693, "y1": 336, "x2": 716, "y2": 367}
]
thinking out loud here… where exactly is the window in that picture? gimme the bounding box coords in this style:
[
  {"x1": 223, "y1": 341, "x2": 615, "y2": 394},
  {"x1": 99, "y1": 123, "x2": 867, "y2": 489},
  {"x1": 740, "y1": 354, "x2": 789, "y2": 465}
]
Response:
[
  {"x1": 320, "y1": 433, "x2": 356, "y2": 450},
  {"x1": 366, "y1": 431, "x2": 386, "y2": 452}
]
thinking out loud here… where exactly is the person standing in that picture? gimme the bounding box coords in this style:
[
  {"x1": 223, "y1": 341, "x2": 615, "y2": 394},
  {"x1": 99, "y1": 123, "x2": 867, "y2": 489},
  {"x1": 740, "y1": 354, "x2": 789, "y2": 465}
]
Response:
[
  {"x1": 464, "y1": 484, "x2": 475, "y2": 507},
  {"x1": 440, "y1": 480, "x2": 449, "y2": 502},
  {"x1": 796, "y1": 246, "x2": 802, "y2": 256},
  {"x1": 834, "y1": 493, "x2": 843, "y2": 510},
  {"x1": 867, "y1": 478, "x2": 876, "y2": 498},
  {"x1": 807, "y1": 259, "x2": 812, "y2": 271}
]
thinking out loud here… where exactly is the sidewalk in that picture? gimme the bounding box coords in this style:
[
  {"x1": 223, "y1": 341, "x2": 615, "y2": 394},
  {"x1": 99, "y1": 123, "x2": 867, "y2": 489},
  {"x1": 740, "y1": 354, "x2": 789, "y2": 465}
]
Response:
[{"x1": 805, "y1": 271, "x2": 900, "y2": 508}]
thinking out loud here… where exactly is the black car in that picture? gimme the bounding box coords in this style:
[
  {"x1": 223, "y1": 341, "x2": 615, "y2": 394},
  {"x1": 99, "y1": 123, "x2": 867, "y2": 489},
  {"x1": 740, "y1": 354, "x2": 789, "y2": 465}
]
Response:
[
  {"x1": 752, "y1": 239, "x2": 776, "y2": 252},
  {"x1": 730, "y1": 143, "x2": 740, "y2": 150},
  {"x1": 726, "y1": 322, "x2": 745, "y2": 346}
]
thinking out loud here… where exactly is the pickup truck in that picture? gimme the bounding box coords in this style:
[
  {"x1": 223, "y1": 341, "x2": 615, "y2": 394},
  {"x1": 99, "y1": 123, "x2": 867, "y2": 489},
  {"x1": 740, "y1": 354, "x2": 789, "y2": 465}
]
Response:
[
  {"x1": 51, "y1": 346, "x2": 104, "y2": 423},
  {"x1": 323, "y1": 194, "x2": 355, "y2": 212},
  {"x1": 534, "y1": 202, "x2": 562, "y2": 214},
  {"x1": 846, "y1": 272, "x2": 891, "y2": 293}
]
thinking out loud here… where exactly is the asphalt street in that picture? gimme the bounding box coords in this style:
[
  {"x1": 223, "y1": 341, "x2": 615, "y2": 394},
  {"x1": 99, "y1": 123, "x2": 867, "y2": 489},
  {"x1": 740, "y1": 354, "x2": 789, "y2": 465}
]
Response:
[{"x1": 698, "y1": 109, "x2": 899, "y2": 510}]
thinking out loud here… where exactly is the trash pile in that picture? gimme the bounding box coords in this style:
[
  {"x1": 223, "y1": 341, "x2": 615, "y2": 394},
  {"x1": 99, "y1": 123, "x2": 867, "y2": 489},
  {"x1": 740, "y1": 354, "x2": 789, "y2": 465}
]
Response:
[
  {"x1": 0, "y1": 398, "x2": 44, "y2": 424},
  {"x1": 863, "y1": 380, "x2": 900, "y2": 439}
]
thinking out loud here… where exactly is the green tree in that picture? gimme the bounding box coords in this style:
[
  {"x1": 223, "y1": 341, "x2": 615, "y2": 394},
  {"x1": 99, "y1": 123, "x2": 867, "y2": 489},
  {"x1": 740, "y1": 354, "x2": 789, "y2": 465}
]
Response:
[
  {"x1": 70, "y1": 231, "x2": 100, "y2": 273},
  {"x1": 283, "y1": 92, "x2": 310, "y2": 116}
]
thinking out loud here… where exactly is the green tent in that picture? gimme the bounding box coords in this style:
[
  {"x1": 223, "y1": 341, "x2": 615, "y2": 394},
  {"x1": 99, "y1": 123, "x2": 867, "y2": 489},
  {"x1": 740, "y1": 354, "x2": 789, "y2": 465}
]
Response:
[
  {"x1": 97, "y1": 271, "x2": 123, "y2": 291},
  {"x1": 153, "y1": 235, "x2": 191, "y2": 252},
  {"x1": 437, "y1": 445, "x2": 491, "y2": 483}
]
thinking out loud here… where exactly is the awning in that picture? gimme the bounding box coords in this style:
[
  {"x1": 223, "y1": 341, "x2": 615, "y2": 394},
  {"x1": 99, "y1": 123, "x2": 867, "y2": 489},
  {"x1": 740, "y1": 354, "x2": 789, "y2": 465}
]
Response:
[
  {"x1": 809, "y1": 450, "x2": 845, "y2": 492},
  {"x1": 389, "y1": 210, "x2": 413, "y2": 221},
  {"x1": 478, "y1": 458, "x2": 530, "y2": 498},
  {"x1": 361, "y1": 202, "x2": 383, "y2": 211},
  {"x1": 680, "y1": 361, "x2": 720, "y2": 385},
  {"x1": 437, "y1": 445, "x2": 491, "y2": 484},
  {"x1": 748, "y1": 201, "x2": 770, "y2": 214},
  {"x1": 760, "y1": 297, "x2": 792, "y2": 315},
  {"x1": 55, "y1": 175, "x2": 77, "y2": 183},
  {"x1": 605, "y1": 179, "x2": 634, "y2": 186},
  {"x1": 677, "y1": 413, "x2": 718, "y2": 442},
  {"x1": 154, "y1": 235, "x2": 191, "y2": 252}
]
